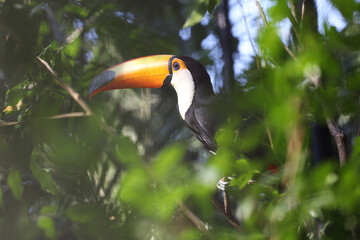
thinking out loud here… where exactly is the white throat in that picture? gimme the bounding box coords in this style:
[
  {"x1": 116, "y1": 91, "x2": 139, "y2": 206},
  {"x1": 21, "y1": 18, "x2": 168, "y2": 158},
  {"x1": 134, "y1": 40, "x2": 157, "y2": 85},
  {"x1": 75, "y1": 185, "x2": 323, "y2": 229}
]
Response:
[{"x1": 171, "y1": 69, "x2": 195, "y2": 120}]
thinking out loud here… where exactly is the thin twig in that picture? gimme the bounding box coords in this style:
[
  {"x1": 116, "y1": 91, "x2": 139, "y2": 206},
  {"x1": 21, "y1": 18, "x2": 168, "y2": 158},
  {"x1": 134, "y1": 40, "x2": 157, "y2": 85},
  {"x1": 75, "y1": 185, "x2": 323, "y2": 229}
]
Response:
[
  {"x1": 280, "y1": 41, "x2": 296, "y2": 60},
  {"x1": 308, "y1": 72, "x2": 347, "y2": 166},
  {"x1": 256, "y1": 1, "x2": 296, "y2": 60},
  {"x1": 239, "y1": 0, "x2": 260, "y2": 68},
  {"x1": 266, "y1": 125, "x2": 275, "y2": 151},
  {"x1": 239, "y1": 1, "x2": 258, "y2": 54},
  {"x1": 35, "y1": 56, "x2": 92, "y2": 115},
  {"x1": 286, "y1": 0, "x2": 301, "y2": 43},
  {"x1": 0, "y1": 121, "x2": 19, "y2": 127},
  {"x1": 35, "y1": 56, "x2": 123, "y2": 136},
  {"x1": 289, "y1": 0, "x2": 298, "y2": 25},
  {"x1": 1, "y1": 56, "x2": 117, "y2": 140},
  {"x1": 223, "y1": 188, "x2": 230, "y2": 215},
  {"x1": 301, "y1": 1, "x2": 306, "y2": 29},
  {"x1": 47, "y1": 112, "x2": 88, "y2": 119},
  {"x1": 326, "y1": 118, "x2": 347, "y2": 166},
  {"x1": 0, "y1": 112, "x2": 89, "y2": 128},
  {"x1": 212, "y1": 194, "x2": 244, "y2": 232},
  {"x1": 256, "y1": 1, "x2": 268, "y2": 27},
  {"x1": 66, "y1": 26, "x2": 83, "y2": 44},
  {"x1": 177, "y1": 202, "x2": 210, "y2": 235}
]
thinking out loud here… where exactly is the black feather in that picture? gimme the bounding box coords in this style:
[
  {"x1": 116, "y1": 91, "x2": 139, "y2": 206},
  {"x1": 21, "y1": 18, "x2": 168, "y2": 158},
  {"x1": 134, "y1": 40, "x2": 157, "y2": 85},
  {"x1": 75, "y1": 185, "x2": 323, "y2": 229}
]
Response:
[{"x1": 179, "y1": 56, "x2": 225, "y2": 152}]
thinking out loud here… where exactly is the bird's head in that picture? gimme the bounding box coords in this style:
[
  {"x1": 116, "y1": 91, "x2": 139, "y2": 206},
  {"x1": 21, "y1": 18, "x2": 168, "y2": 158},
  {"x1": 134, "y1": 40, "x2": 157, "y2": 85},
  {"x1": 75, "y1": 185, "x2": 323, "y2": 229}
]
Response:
[{"x1": 88, "y1": 55, "x2": 214, "y2": 118}]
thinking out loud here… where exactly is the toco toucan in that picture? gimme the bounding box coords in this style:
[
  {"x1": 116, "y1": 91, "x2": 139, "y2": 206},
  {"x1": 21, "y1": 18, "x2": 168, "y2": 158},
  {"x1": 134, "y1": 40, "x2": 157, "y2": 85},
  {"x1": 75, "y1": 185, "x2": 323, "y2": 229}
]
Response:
[
  {"x1": 88, "y1": 55, "x2": 224, "y2": 153},
  {"x1": 89, "y1": 55, "x2": 246, "y2": 230}
]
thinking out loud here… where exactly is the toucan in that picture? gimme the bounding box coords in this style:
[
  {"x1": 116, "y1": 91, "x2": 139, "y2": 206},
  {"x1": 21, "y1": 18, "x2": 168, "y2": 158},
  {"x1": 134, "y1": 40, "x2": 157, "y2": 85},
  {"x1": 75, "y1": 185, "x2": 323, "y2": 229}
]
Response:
[
  {"x1": 88, "y1": 55, "x2": 224, "y2": 153},
  {"x1": 88, "y1": 55, "x2": 245, "y2": 230}
]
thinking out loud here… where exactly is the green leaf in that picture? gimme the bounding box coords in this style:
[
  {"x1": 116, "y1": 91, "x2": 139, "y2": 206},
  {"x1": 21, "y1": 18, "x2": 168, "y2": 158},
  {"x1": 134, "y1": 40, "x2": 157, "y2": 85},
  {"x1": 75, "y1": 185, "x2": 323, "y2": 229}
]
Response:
[
  {"x1": 209, "y1": 147, "x2": 237, "y2": 176},
  {"x1": 5, "y1": 82, "x2": 26, "y2": 110},
  {"x1": 178, "y1": 229, "x2": 201, "y2": 240},
  {"x1": 39, "y1": 21, "x2": 50, "y2": 35},
  {"x1": 183, "y1": 9, "x2": 205, "y2": 29},
  {"x1": 183, "y1": 0, "x2": 218, "y2": 28},
  {"x1": 38, "y1": 216, "x2": 55, "y2": 240},
  {"x1": 152, "y1": 143, "x2": 185, "y2": 177},
  {"x1": 63, "y1": 4, "x2": 89, "y2": 18},
  {"x1": 30, "y1": 153, "x2": 58, "y2": 195},
  {"x1": 63, "y1": 37, "x2": 81, "y2": 58},
  {"x1": 66, "y1": 205, "x2": 107, "y2": 223},
  {"x1": 331, "y1": 0, "x2": 360, "y2": 20},
  {"x1": 231, "y1": 172, "x2": 253, "y2": 190},
  {"x1": 7, "y1": 169, "x2": 23, "y2": 201},
  {"x1": 269, "y1": 0, "x2": 290, "y2": 22},
  {"x1": 116, "y1": 135, "x2": 141, "y2": 164},
  {"x1": 119, "y1": 168, "x2": 150, "y2": 204},
  {"x1": 40, "y1": 205, "x2": 57, "y2": 215},
  {"x1": 154, "y1": 188, "x2": 182, "y2": 220},
  {"x1": 235, "y1": 158, "x2": 250, "y2": 171}
]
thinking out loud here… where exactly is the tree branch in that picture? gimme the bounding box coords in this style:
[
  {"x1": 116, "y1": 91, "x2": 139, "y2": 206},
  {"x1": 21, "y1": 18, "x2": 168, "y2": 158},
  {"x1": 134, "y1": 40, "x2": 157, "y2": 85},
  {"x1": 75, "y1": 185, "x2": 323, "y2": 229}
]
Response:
[
  {"x1": 177, "y1": 202, "x2": 211, "y2": 235},
  {"x1": 0, "y1": 112, "x2": 89, "y2": 127},
  {"x1": 326, "y1": 118, "x2": 347, "y2": 166},
  {"x1": 35, "y1": 56, "x2": 92, "y2": 115},
  {"x1": 308, "y1": 69, "x2": 347, "y2": 166},
  {"x1": 212, "y1": 193, "x2": 245, "y2": 231}
]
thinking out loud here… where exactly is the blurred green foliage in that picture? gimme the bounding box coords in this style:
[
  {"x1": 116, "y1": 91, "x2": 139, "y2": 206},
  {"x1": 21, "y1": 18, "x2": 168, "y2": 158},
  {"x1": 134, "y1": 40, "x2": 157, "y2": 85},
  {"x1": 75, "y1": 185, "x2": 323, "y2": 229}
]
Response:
[{"x1": 0, "y1": 0, "x2": 360, "y2": 239}]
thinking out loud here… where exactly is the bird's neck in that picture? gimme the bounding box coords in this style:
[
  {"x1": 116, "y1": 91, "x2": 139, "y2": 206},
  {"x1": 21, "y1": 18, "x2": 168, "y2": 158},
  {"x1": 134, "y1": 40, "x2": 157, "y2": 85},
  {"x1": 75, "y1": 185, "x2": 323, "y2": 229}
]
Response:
[{"x1": 171, "y1": 69, "x2": 195, "y2": 120}]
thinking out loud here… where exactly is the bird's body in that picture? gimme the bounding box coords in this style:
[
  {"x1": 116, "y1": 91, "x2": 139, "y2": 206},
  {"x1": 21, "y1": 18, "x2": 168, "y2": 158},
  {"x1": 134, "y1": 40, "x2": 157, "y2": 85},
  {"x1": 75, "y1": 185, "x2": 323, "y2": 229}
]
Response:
[
  {"x1": 88, "y1": 54, "x2": 244, "y2": 230},
  {"x1": 175, "y1": 56, "x2": 223, "y2": 153},
  {"x1": 184, "y1": 94, "x2": 222, "y2": 153},
  {"x1": 88, "y1": 55, "x2": 224, "y2": 153}
]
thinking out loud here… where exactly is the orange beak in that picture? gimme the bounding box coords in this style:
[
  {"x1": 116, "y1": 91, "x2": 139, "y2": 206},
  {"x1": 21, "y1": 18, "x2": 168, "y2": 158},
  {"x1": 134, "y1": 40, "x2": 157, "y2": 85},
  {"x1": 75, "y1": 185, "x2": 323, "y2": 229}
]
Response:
[{"x1": 88, "y1": 55, "x2": 174, "y2": 99}]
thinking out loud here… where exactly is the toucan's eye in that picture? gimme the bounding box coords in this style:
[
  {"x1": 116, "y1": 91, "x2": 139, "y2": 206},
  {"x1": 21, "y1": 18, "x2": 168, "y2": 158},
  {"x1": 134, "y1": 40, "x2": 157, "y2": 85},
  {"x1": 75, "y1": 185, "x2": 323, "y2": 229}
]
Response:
[{"x1": 173, "y1": 62, "x2": 180, "y2": 71}]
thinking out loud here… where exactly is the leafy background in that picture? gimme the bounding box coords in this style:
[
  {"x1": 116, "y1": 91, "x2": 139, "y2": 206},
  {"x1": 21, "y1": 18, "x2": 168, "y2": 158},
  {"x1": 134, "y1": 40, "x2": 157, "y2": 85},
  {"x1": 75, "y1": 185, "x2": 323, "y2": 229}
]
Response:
[{"x1": 1, "y1": 0, "x2": 360, "y2": 239}]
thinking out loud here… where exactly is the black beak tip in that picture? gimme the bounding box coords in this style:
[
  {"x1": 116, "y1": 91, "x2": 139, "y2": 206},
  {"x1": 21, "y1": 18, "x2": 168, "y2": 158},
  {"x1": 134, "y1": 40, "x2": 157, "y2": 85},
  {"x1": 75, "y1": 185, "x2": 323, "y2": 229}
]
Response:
[{"x1": 88, "y1": 70, "x2": 116, "y2": 99}]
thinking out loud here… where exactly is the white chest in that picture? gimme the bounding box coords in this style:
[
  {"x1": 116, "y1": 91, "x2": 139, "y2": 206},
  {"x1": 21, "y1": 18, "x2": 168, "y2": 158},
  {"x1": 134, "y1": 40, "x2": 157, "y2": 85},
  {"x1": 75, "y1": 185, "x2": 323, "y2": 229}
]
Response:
[{"x1": 170, "y1": 69, "x2": 195, "y2": 119}]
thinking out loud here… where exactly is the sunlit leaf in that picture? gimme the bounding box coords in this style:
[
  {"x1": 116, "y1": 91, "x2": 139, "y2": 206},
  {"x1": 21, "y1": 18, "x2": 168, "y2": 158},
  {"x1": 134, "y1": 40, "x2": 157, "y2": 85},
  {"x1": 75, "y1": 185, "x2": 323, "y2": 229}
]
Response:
[
  {"x1": 269, "y1": 1, "x2": 290, "y2": 22},
  {"x1": 209, "y1": 147, "x2": 237, "y2": 176},
  {"x1": 5, "y1": 84, "x2": 25, "y2": 108},
  {"x1": 66, "y1": 205, "x2": 107, "y2": 223},
  {"x1": 152, "y1": 143, "x2": 185, "y2": 177},
  {"x1": 231, "y1": 172, "x2": 253, "y2": 189},
  {"x1": 183, "y1": 0, "x2": 218, "y2": 28},
  {"x1": 116, "y1": 135, "x2": 141, "y2": 164},
  {"x1": 30, "y1": 153, "x2": 58, "y2": 195},
  {"x1": 63, "y1": 4, "x2": 89, "y2": 18},
  {"x1": 183, "y1": 9, "x2": 205, "y2": 29},
  {"x1": 38, "y1": 216, "x2": 55, "y2": 240},
  {"x1": 63, "y1": 37, "x2": 81, "y2": 59},
  {"x1": 118, "y1": 168, "x2": 153, "y2": 214},
  {"x1": 40, "y1": 205, "x2": 57, "y2": 215},
  {"x1": 7, "y1": 169, "x2": 23, "y2": 201},
  {"x1": 330, "y1": 0, "x2": 360, "y2": 20},
  {"x1": 39, "y1": 21, "x2": 50, "y2": 35}
]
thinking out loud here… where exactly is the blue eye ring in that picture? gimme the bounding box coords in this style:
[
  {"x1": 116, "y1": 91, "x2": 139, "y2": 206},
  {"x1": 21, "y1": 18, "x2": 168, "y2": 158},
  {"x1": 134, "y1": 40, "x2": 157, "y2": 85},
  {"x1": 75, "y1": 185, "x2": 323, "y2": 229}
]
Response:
[{"x1": 173, "y1": 62, "x2": 180, "y2": 71}]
